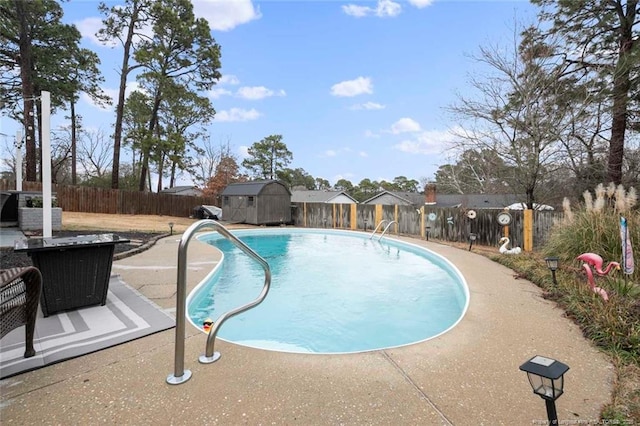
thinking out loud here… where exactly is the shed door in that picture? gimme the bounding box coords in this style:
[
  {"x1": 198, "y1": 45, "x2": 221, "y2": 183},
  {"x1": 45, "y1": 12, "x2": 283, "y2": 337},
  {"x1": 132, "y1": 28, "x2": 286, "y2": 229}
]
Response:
[{"x1": 227, "y1": 197, "x2": 247, "y2": 222}]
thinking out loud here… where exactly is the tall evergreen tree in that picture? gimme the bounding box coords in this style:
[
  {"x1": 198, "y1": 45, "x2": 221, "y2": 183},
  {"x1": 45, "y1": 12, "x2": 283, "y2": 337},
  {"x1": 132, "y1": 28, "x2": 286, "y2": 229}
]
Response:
[
  {"x1": 133, "y1": 0, "x2": 221, "y2": 191},
  {"x1": 242, "y1": 135, "x2": 293, "y2": 180},
  {"x1": 97, "y1": 0, "x2": 152, "y2": 189},
  {"x1": 533, "y1": 0, "x2": 640, "y2": 185},
  {"x1": 0, "y1": 0, "x2": 87, "y2": 181}
]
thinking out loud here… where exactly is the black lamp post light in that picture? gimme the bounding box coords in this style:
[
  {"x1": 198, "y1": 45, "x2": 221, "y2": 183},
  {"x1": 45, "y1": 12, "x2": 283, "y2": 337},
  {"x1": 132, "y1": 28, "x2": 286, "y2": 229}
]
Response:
[
  {"x1": 168, "y1": 222, "x2": 174, "y2": 235},
  {"x1": 544, "y1": 257, "x2": 559, "y2": 286},
  {"x1": 519, "y1": 355, "x2": 570, "y2": 424},
  {"x1": 468, "y1": 233, "x2": 477, "y2": 251}
]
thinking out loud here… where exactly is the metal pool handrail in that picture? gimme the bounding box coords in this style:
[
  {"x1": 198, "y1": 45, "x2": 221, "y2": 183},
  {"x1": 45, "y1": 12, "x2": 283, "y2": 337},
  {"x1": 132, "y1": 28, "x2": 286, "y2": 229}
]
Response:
[
  {"x1": 377, "y1": 220, "x2": 398, "y2": 241},
  {"x1": 369, "y1": 220, "x2": 388, "y2": 239},
  {"x1": 166, "y1": 219, "x2": 271, "y2": 385}
]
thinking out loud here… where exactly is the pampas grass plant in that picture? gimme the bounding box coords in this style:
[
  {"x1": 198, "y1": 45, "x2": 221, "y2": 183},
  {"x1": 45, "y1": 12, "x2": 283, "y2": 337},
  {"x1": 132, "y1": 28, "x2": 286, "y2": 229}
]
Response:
[{"x1": 545, "y1": 183, "x2": 639, "y2": 284}]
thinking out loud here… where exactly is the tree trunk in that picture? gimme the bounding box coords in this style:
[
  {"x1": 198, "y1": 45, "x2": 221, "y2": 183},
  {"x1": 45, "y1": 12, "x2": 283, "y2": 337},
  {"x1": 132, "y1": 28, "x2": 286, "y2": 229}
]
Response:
[
  {"x1": 111, "y1": 1, "x2": 141, "y2": 189},
  {"x1": 170, "y1": 159, "x2": 177, "y2": 187},
  {"x1": 608, "y1": 1, "x2": 637, "y2": 185},
  {"x1": 156, "y1": 152, "x2": 164, "y2": 193},
  {"x1": 15, "y1": 0, "x2": 37, "y2": 181},
  {"x1": 138, "y1": 89, "x2": 162, "y2": 191}
]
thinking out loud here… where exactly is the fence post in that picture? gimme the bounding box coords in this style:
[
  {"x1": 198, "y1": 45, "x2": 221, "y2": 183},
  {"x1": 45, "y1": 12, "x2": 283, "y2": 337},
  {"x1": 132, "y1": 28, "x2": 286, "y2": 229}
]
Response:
[
  {"x1": 375, "y1": 205, "x2": 382, "y2": 226},
  {"x1": 351, "y1": 204, "x2": 357, "y2": 230},
  {"x1": 524, "y1": 209, "x2": 533, "y2": 251},
  {"x1": 394, "y1": 205, "x2": 399, "y2": 233}
]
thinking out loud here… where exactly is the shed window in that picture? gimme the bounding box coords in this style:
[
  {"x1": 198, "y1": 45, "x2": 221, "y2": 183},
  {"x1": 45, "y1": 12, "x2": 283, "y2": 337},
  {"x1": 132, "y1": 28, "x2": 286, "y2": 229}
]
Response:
[
  {"x1": 248, "y1": 196, "x2": 255, "y2": 207},
  {"x1": 223, "y1": 196, "x2": 229, "y2": 206}
]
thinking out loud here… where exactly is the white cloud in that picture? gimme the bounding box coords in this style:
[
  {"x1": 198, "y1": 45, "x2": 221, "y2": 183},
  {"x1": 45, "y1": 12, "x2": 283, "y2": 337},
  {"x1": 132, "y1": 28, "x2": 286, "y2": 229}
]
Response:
[
  {"x1": 216, "y1": 108, "x2": 261, "y2": 122},
  {"x1": 84, "y1": 81, "x2": 145, "y2": 111},
  {"x1": 390, "y1": 117, "x2": 421, "y2": 134},
  {"x1": 364, "y1": 130, "x2": 380, "y2": 138},
  {"x1": 77, "y1": 1, "x2": 261, "y2": 48},
  {"x1": 75, "y1": 10, "x2": 154, "y2": 48},
  {"x1": 75, "y1": 17, "x2": 113, "y2": 47},
  {"x1": 330, "y1": 77, "x2": 373, "y2": 97},
  {"x1": 219, "y1": 74, "x2": 240, "y2": 85},
  {"x1": 393, "y1": 129, "x2": 455, "y2": 155},
  {"x1": 376, "y1": 0, "x2": 402, "y2": 17},
  {"x1": 238, "y1": 145, "x2": 250, "y2": 159},
  {"x1": 194, "y1": 0, "x2": 261, "y2": 31},
  {"x1": 208, "y1": 87, "x2": 233, "y2": 99},
  {"x1": 236, "y1": 86, "x2": 286, "y2": 100},
  {"x1": 408, "y1": 0, "x2": 433, "y2": 8},
  {"x1": 350, "y1": 102, "x2": 385, "y2": 110},
  {"x1": 342, "y1": 0, "x2": 402, "y2": 18},
  {"x1": 341, "y1": 4, "x2": 370, "y2": 18},
  {"x1": 325, "y1": 150, "x2": 337, "y2": 157},
  {"x1": 81, "y1": 92, "x2": 111, "y2": 112},
  {"x1": 359, "y1": 151, "x2": 368, "y2": 157},
  {"x1": 209, "y1": 78, "x2": 286, "y2": 100}
]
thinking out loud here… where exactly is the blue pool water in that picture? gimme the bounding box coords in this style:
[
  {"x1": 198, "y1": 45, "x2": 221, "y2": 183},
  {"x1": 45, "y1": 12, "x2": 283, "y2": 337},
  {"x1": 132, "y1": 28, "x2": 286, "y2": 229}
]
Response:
[{"x1": 187, "y1": 229, "x2": 469, "y2": 354}]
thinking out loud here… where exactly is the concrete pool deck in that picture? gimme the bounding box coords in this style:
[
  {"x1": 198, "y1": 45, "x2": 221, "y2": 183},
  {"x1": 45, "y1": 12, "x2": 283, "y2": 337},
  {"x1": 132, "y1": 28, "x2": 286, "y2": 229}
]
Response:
[{"x1": 1, "y1": 231, "x2": 614, "y2": 424}]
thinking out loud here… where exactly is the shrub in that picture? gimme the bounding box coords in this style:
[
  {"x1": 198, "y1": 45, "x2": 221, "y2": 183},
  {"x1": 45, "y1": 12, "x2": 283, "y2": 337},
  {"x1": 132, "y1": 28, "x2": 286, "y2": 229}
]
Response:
[
  {"x1": 543, "y1": 183, "x2": 639, "y2": 283},
  {"x1": 27, "y1": 196, "x2": 58, "y2": 208}
]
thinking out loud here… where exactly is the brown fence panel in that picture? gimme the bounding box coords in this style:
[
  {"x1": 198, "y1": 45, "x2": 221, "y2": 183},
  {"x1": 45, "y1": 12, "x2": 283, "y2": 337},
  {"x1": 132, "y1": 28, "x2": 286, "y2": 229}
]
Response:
[
  {"x1": 293, "y1": 202, "x2": 562, "y2": 251},
  {"x1": 0, "y1": 180, "x2": 216, "y2": 217}
]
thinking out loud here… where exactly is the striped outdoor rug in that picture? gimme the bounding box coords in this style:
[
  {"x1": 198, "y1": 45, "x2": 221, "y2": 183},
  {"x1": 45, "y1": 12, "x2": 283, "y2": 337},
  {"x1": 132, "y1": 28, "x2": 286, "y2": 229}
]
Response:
[{"x1": 0, "y1": 275, "x2": 175, "y2": 379}]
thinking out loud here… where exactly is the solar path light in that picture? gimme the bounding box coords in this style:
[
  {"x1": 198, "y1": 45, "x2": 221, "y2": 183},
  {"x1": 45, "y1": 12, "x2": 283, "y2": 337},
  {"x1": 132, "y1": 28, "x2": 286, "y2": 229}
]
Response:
[
  {"x1": 544, "y1": 257, "x2": 559, "y2": 286},
  {"x1": 468, "y1": 233, "x2": 477, "y2": 251},
  {"x1": 519, "y1": 355, "x2": 570, "y2": 424}
]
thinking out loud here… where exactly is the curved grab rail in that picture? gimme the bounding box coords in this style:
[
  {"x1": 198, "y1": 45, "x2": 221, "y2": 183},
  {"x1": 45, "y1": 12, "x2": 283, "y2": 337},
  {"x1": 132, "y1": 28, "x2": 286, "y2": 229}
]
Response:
[
  {"x1": 167, "y1": 219, "x2": 271, "y2": 385},
  {"x1": 199, "y1": 228, "x2": 271, "y2": 364},
  {"x1": 377, "y1": 220, "x2": 398, "y2": 241},
  {"x1": 369, "y1": 220, "x2": 388, "y2": 239}
]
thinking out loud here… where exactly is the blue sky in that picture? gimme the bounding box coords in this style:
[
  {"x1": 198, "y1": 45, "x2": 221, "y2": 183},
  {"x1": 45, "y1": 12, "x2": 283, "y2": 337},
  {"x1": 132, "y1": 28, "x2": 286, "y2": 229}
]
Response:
[{"x1": 1, "y1": 0, "x2": 537, "y2": 188}]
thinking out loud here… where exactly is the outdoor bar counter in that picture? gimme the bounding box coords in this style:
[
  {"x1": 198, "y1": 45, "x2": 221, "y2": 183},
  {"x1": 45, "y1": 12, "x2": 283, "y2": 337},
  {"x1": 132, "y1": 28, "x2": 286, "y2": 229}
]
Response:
[{"x1": 14, "y1": 234, "x2": 130, "y2": 317}]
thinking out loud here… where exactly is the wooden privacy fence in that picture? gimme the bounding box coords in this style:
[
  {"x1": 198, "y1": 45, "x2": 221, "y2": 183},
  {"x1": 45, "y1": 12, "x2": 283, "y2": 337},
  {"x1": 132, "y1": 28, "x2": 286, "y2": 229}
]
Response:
[
  {"x1": 292, "y1": 202, "x2": 564, "y2": 250},
  {"x1": 0, "y1": 180, "x2": 216, "y2": 218}
]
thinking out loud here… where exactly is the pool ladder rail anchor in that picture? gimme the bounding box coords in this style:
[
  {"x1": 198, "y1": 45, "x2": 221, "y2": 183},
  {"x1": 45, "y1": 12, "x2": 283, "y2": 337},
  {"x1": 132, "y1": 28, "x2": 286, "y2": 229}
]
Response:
[
  {"x1": 369, "y1": 220, "x2": 398, "y2": 241},
  {"x1": 166, "y1": 219, "x2": 271, "y2": 385}
]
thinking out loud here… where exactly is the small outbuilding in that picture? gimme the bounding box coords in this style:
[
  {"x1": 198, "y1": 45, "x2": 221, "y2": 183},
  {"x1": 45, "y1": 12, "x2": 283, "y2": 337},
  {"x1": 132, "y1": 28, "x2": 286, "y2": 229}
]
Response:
[{"x1": 221, "y1": 180, "x2": 291, "y2": 225}]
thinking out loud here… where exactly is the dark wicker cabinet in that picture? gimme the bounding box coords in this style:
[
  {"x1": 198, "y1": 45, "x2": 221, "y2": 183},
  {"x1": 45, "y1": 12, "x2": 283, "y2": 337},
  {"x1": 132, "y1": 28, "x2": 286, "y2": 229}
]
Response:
[{"x1": 15, "y1": 234, "x2": 129, "y2": 317}]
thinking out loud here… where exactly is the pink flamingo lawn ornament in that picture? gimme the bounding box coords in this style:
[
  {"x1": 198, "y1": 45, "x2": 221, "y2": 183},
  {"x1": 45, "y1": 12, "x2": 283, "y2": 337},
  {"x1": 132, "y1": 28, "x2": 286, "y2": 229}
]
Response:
[{"x1": 576, "y1": 253, "x2": 620, "y2": 301}]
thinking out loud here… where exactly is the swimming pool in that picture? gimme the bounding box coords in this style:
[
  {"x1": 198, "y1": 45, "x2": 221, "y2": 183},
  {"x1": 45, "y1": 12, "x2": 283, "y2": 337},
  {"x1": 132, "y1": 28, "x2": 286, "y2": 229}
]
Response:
[{"x1": 187, "y1": 229, "x2": 469, "y2": 354}]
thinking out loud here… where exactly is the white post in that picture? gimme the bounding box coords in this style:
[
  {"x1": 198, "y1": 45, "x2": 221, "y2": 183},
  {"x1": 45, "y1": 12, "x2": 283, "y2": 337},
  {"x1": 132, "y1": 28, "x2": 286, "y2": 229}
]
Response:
[
  {"x1": 41, "y1": 91, "x2": 52, "y2": 238},
  {"x1": 15, "y1": 130, "x2": 22, "y2": 191}
]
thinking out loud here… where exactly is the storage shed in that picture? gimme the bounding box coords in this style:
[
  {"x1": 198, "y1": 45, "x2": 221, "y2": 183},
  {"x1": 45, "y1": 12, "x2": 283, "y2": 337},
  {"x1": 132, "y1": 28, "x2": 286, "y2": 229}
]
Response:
[{"x1": 221, "y1": 180, "x2": 292, "y2": 225}]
